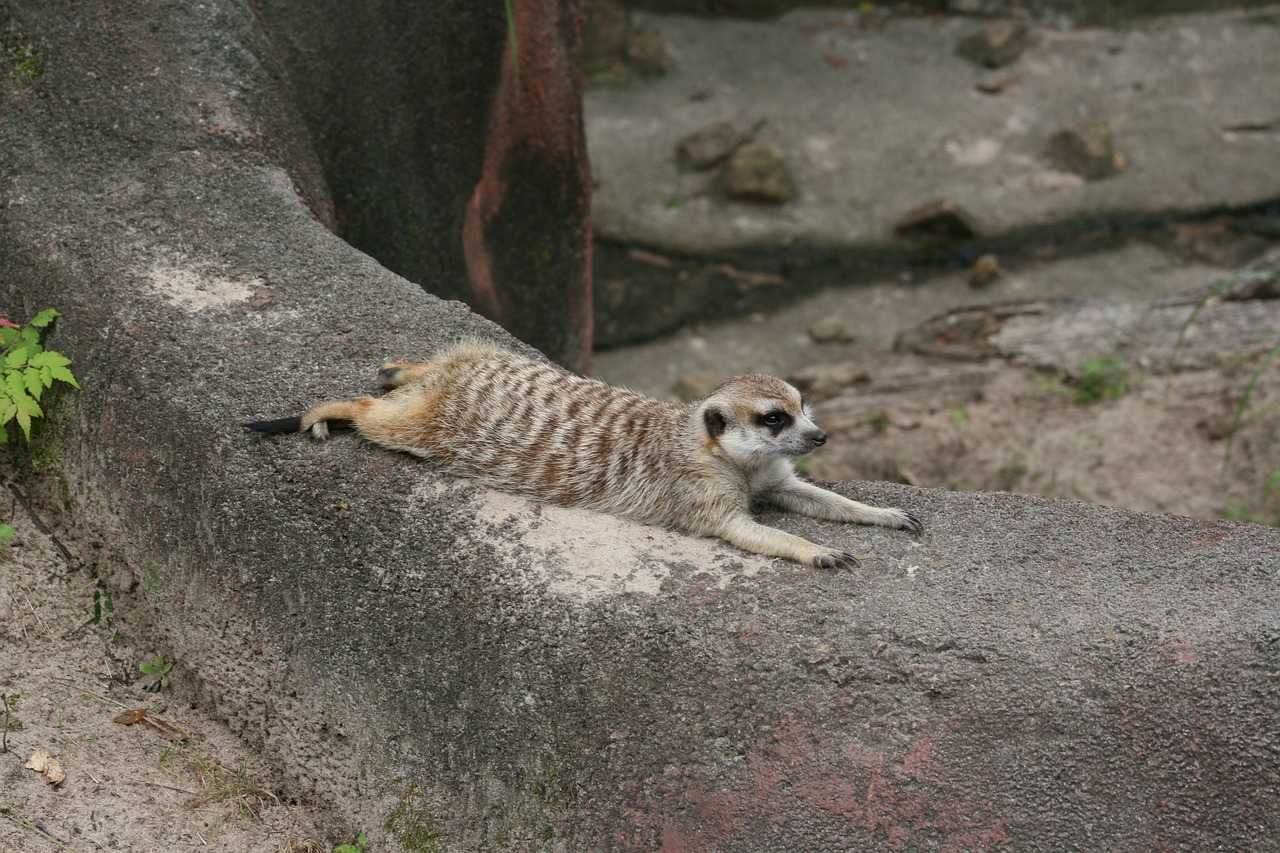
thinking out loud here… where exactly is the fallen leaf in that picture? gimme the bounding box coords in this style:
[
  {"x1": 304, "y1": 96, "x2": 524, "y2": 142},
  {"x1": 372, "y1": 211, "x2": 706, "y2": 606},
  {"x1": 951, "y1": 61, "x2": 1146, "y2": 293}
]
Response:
[
  {"x1": 140, "y1": 715, "x2": 188, "y2": 740},
  {"x1": 24, "y1": 747, "x2": 66, "y2": 785},
  {"x1": 823, "y1": 53, "x2": 848, "y2": 67},
  {"x1": 113, "y1": 707, "x2": 189, "y2": 740},
  {"x1": 114, "y1": 708, "x2": 149, "y2": 725}
]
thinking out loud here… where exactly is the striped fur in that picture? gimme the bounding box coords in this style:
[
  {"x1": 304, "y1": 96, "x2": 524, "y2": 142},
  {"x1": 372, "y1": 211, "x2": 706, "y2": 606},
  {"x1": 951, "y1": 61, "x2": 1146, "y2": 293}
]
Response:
[{"x1": 287, "y1": 340, "x2": 921, "y2": 568}]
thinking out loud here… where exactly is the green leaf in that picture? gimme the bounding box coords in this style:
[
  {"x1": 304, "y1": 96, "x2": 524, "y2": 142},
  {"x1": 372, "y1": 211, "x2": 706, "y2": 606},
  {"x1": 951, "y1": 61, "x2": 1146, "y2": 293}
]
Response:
[
  {"x1": 22, "y1": 366, "x2": 44, "y2": 400},
  {"x1": 0, "y1": 326, "x2": 18, "y2": 349},
  {"x1": 5, "y1": 370, "x2": 26, "y2": 399},
  {"x1": 49, "y1": 364, "x2": 79, "y2": 389},
  {"x1": 28, "y1": 350, "x2": 70, "y2": 370},
  {"x1": 27, "y1": 350, "x2": 78, "y2": 389},
  {"x1": 12, "y1": 389, "x2": 42, "y2": 441},
  {"x1": 0, "y1": 524, "x2": 15, "y2": 540},
  {"x1": 5, "y1": 346, "x2": 28, "y2": 369},
  {"x1": 29, "y1": 308, "x2": 59, "y2": 328}
]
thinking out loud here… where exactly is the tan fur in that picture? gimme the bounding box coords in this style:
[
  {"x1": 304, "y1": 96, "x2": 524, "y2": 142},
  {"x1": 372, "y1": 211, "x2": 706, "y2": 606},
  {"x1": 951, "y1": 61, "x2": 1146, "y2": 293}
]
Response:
[{"x1": 295, "y1": 340, "x2": 921, "y2": 569}]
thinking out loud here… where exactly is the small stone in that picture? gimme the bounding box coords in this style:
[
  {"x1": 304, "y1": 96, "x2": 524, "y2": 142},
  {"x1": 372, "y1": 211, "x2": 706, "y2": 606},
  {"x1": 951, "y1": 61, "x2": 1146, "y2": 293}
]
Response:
[
  {"x1": 956, "y1": 19, "x2": 1029, "y2": 68},
  {"x1": 808, "y1": 317, "x2": 856, "y2": 344},
  {"x1": 626, "y1": 30, "x2": 672, "y2": 77},
  {"x1": 894, "y1": 198, "x2": 979, "y2": 241},
  {"x1": 1048, "y1": 118, "x2": 1124, "y2": 180},
  {"x1": 676, "y1": 121, "x2": 752, "y2": 171},
  {"x1": 581, "y1": 1, "x2": 630, "y2": 64},
  {"x1": 720, "y1": 141, "x2": 794, "y2": 204},
  {"x1": 670, "y1": 371, "x2": 721, "y2": 402},
  {"x1": 966, "y1": 254, "x2": 1001, "y2": 287}
]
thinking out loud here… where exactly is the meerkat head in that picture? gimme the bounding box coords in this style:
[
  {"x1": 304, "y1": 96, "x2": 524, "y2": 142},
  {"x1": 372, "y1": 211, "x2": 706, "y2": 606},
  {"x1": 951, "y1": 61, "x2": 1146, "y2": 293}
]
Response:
[{"x1": 695, "y1": 374, "x2": 827, "y2": 467}]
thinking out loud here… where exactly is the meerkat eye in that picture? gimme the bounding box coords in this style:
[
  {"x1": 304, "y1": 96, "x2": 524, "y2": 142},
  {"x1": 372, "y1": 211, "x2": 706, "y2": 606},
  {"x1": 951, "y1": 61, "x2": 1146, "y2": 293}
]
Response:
[{"x1": 757, "y1": 410, "x2": 792, "y2": 431}]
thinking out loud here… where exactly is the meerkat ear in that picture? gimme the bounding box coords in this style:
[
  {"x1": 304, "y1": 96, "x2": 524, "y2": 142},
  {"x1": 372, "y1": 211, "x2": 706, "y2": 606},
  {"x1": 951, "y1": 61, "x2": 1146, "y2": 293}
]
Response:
[{"x1": 702, "y1": 406, "x2": 729, "y2": 438}]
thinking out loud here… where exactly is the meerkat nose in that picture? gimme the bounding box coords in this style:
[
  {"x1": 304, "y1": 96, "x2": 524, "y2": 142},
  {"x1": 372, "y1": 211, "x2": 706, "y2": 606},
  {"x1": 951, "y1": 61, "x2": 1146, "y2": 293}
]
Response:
[{"x1": 811, "y1": 430, "x2": 827, "y2": 447}]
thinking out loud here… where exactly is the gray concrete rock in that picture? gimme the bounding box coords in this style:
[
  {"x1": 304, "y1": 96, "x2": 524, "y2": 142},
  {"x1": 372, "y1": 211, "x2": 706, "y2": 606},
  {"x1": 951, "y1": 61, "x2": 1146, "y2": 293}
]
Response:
[
  {"x1": 894, "y1": 197, "x2": 981, "y2": 241},
  {"x1": 676, "y1": 121, "x2": 753, "y2": 171},
  {"x1": 583, "y1": 0, "x2": 632, "y2": 64},
  {"x1": 1048, "y1": 117, "x2": 1124, "y2": 180},
  {"x1": 807, "y1": 316, "x2": 857, "y2": 343},
  {"x1": 626, "y1": 29, "x2": 673, "y2": 76},
  {"x1": 720, "y1": 140, "x2": 794, "y2": 203},
  {"x1": 955, "y1": 18, "x2": 1030, "y2": 68},
  {"x1": 4, "y1": 3, "x2": 1280, "y2": 853}
]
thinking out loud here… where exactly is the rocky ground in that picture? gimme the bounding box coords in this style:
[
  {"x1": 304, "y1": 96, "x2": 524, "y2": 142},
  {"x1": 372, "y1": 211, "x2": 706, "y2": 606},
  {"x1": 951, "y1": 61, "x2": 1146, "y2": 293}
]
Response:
[
  {"x1": 596, "y1": 242, "x2": 1280, "y2": 528},
  {"x1": 0, "y1": 489, "x2": 339, "y2": 852},
  {"x1": 589, "y1": 3, "x2": 1280, "y2": 529}
]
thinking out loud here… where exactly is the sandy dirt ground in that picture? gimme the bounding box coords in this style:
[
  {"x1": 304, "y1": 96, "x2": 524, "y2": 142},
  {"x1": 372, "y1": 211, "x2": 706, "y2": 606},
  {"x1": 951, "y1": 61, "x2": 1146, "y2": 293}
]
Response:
[
  {"x1": 805, "y1": 352, "x2": 1280, "y2": 528},
  {"x1": 0, "y1": 491, "x2": 340, "y2": 853}
]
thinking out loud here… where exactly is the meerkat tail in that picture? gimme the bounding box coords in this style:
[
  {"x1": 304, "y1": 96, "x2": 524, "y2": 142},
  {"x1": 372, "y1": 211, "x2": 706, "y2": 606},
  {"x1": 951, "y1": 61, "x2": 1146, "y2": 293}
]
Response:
[{"x1": 243, "y1": 416, "x2": 304, "y2": 433}]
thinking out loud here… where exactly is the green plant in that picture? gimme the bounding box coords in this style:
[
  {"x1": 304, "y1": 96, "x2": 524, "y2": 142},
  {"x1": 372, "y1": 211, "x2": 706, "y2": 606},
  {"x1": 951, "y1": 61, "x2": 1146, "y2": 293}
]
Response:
[
  {"x1": 503, "y1": 0, "x2": 519, "y2": 86},
  {"x1": 160, "y1": 744, "x2": 280, "y2": 821},
  {"x1": 1172, "y1": 268, "x2": 1280, "y2": 473},
  {"x1": 1038, "y1": 355, "x2": 1131, "y2": 405},
  {"x1": 0, "y1": 309, "x2": 79, "y2": 444},
  {"x1": 385, "y1": 784, "x2": 444, "y2": 851},
  {"x1": 864, "y1": 411, "x2": 890, "y2": 431},
  {"x1": 1072, "y1": 355, "x2": 1130, "y2": 404},
  {"x1": 334, "y1": 834, "x2": 370, "y2": 853},
  {"x1": 140, "y1": 655, "x2": 173, "y2": 691},
  {"x1": 1224, "y1": 469, "x2": 1280, "y2": 526},
  {"x1": 5, "y1": 44, "x2": 47, "y2": 85},
  {"x1": 92, "y1": 584, "x2": 114, "y2": 625}
]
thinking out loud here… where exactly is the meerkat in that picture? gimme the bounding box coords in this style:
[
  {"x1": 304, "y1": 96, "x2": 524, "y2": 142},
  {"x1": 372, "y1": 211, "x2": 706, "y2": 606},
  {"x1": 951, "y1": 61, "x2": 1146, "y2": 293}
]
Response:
[{"x1": 244, "y1": 340, "x2": 921, "y2": 568}]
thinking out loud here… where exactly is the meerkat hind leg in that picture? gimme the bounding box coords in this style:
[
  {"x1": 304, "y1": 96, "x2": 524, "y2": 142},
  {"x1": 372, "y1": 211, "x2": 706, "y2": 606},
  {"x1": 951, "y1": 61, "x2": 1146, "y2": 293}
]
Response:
[
  {"x1": 299, "y1": 397, "x2": 377, "y2": 440},
  {"x1": 377, "y1": 362, "x2": 433, "y2": 389},
  {"x1": 765, "y1": 477, "x2": 923, "y2": 535}
]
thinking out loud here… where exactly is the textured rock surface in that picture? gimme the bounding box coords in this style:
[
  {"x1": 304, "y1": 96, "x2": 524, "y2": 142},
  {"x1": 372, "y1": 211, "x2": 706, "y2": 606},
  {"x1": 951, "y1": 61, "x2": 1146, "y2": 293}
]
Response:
[
  {"x1": 587, "y1": 9, "x2": 1280, "y2": 254},
  {"x1": 3, "y1": 2, "x2": 1279, "y2": 851}
]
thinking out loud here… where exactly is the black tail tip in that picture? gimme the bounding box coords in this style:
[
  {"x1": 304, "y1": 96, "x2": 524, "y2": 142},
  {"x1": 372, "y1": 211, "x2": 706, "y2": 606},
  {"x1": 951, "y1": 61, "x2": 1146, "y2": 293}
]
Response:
[{"x1": 243, "y1": 416, "x2": 303, "y2": 433}]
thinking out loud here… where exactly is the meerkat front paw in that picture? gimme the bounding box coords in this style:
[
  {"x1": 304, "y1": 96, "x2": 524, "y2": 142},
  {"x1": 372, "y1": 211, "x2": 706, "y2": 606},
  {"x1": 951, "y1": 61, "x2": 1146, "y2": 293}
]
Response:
[
  {"x1": 886, "y1": 508, "x2": 924, "y2": 535},
  {"x1": 812, "y1": 549, "x2": 861, "y2": 570}
]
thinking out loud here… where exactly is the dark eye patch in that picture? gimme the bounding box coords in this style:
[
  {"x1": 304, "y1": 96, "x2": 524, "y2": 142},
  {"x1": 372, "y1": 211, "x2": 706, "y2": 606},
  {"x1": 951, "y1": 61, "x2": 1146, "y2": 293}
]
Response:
[{"x1": 756, "y1": 410, "x2": 792, "y2": 433}]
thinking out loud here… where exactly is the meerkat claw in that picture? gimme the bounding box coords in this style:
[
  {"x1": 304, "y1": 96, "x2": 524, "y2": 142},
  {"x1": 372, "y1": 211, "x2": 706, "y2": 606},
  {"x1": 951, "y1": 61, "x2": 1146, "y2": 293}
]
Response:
[{"x1": 815, "y1": 551, "x2": 861, "y2": 570}]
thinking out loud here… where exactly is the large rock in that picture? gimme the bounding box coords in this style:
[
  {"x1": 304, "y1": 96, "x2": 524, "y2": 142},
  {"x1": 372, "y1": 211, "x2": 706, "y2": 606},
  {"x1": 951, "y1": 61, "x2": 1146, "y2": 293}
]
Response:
[{"x1": 3, "y1": 3, "x2": 1279, "y2": 851}]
